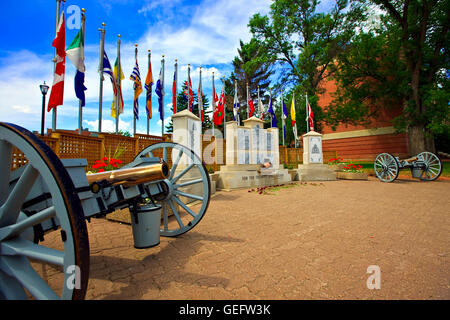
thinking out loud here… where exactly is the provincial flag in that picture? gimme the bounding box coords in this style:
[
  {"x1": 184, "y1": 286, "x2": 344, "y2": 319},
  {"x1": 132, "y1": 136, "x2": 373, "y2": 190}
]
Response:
[
  {"x1": 155, "y1": 68, "x2": 164, "y2": 121},
  {"x1": 66, "y1": 23, "x2": 87, "y2": 107},
  {"x1": 291, "y1": 94, "x2": 297, "y2": 138},
  {"x1": 48, "y1": 13, "x2": 66, "y2": 112},
  {"x1": 212, "y1": 79, "x2": 218, "y2": 122},
  {"x1": 130, "y1": 59, "x2": 143, "y2": 120},
  {"x1": 268, "y1": 95, "x2": 277, "y2": 128},
  {"x1": 144, "y1": 57, "x2": 154, "y2": 119},
  {"x1": 111, "y1": 57, "x2": 124, "y2": 119},
  {"x1": 102, "y1": 51, "x2": 117, "y2": 95}
]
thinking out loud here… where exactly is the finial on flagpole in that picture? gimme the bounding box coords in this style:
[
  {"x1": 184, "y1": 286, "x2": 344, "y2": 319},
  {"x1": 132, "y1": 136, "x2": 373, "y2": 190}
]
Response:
[
  {"x1": 102, "y1": 22, "x2": 105, "y2": 27},
  {"x1": 118, "y1": 34, "x2": 121, "y2": 38},
  {"x1": 82, "y1": 8, "x2": 86, "y2": 13},
  {"x1": 175, "y1": 59, "x2": 178, "y2": 62},
  {"x1": 135, "y1": 43, "x2": 138, "y2": 48}
]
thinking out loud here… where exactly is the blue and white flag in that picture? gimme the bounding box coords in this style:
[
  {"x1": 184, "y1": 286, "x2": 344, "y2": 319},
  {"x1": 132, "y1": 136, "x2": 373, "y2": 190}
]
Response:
[
  {"x1": 155, "y1": 69, "x2": 164, "y2": 121},
  {"x1": 130, "y1": 59, "x2": 143, "y2": 120},
  {"x1": 102, "y1": 51, "x2": 117, "y2": 94},
  {"x1": 268, "y1": 95, "x2": 277, "y2": 128}
]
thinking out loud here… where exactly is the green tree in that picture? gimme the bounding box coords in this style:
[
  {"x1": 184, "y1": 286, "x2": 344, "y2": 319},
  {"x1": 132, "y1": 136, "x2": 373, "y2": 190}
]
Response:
[
  {"x1": 228, "y1": 38, "x2": 274, "y2": 123},
  {"x1": 165, "y1": 80, "x2": 212, "y2": 133},
  {"x1": 328, "y1": 0, "x2": 450, "y2": 154},
  {"x1": 248, "y1": 0, "x2": 365, "y2": 126}
]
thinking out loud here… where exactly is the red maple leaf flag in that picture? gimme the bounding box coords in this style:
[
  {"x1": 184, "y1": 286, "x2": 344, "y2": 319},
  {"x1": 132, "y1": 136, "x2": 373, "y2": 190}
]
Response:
[
  {"x1": 48, "y1": 13, "x2": 66, "y2": 112},
  {"x1": 213, "y1": 88, "x2": 225, "y2": 126},
  {"x1": 248, "y1": 99, "x2": 255, "y2": 118}
]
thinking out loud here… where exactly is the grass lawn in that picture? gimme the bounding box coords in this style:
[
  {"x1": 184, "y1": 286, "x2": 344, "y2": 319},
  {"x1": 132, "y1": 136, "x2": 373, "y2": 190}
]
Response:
[{"x1": 342, "y1": 159, "x2": 450, "y2": 178}]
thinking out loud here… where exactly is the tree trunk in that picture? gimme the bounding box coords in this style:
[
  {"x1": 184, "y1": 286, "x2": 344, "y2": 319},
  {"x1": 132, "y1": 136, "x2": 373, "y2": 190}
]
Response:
[{"x1": 407, "y1": 124, "x2": 435, "y2": 156}]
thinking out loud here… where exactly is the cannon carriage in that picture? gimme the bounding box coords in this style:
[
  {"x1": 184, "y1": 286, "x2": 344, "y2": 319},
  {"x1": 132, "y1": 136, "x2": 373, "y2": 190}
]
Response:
[
  {"x1": 0, "y1": 122, "x2": 211, "y2": 299},
  {"x1": 374, "y1": 152, "x2": 442, "y2": 182}
]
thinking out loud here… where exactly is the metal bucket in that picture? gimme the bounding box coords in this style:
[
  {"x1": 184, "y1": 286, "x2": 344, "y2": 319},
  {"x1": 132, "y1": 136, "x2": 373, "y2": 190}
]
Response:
[
  {"x1": 411, "y1": 167, "x2": 423, "y2": 178},
  {"x1": 130, "y1": 204, "x2": 161, "y2": 249}
]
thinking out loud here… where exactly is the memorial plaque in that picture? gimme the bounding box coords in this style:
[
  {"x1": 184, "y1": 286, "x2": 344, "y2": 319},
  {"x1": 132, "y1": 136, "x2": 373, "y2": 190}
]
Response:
[
  {"x1": 309, "y1": 136, "x2": 322, "y2": 163},
  {"x1": 237, "y1": 128, "x2": 250, "y2": 165}
]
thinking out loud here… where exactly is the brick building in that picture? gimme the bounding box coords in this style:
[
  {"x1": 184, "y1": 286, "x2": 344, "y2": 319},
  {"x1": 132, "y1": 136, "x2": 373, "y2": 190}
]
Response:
[{"x1": 318, "y1": 77, "x2": 409, "y2": 161}]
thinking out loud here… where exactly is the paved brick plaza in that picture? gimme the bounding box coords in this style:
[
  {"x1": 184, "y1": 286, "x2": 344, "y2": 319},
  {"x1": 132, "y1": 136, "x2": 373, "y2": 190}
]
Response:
[{"x1": 84, "y1": 177, "x2": 449, "y2": 300}]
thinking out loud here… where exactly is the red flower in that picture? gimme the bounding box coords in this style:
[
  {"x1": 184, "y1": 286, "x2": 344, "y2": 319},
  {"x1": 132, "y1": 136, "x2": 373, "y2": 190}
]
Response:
[
  {"x1": 102, "y1": 157, "x2": 108, "y2": 161},
  {"x1": 358, "y1": 165, "x2": 362, "y2": 169},
  {"x1": 98, "y1": 168, "x2": 105, "y2": 173},
  {"x1": 92, "y1": 162, "x2": 107, "y2": 169}
]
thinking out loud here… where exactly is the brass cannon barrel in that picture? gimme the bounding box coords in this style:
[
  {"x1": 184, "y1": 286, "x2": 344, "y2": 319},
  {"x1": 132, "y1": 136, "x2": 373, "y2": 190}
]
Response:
[{"x1": 86, "y1": 162, "x2": 169, "y2": 187}]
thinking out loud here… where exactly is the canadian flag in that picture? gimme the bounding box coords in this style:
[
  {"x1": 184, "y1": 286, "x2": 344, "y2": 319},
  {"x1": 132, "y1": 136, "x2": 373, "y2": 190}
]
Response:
[{"x1": 48, "y1": 13, "x2": 66, "y2": 112}]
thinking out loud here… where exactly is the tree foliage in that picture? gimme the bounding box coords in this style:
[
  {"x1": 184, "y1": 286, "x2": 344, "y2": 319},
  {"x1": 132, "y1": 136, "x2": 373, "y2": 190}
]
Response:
[{"x1": 328, "y1": 0, "x2": 449, "y2": 153}]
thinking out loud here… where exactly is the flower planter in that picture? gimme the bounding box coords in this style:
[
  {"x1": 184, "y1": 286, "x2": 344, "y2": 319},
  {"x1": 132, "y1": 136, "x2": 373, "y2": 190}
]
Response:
[
  {"x1": 336, "y1": 171, "x2": 368, "y2": 180},
  {"x1": 328, "y1": 164, "x2": 345, "y2": 172}
]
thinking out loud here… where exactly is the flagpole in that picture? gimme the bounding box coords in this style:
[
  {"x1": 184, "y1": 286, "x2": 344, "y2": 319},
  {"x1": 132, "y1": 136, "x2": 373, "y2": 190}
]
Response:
[
  {"x1": 269, "y1": 88, "x2": 272, "y2": 128},
  {"x1": 306, "y1": 93, "x2": 309, "y2": 133},
  {"x1": 52, "y1": 0, "x2": 65, "y2": 131},
  {"x1": 221, "y1": 77, "x2": 226, "y2": 138},
  {"x1": 161, "y1": 55, "x2": 165, "y2": 138},
  {"x1": 212, "y1": 71, "x2": 215, "y2": 136},
  {"x1": 116, "y1": 34, "x2": 121, "y2": 134},
  {"x1": 133, "y1": 44, "x2": 138, "y2": 136},
  {"x1": 282, "y1": 90, "x2": 285, "y2": 147},
  {"x1": 199, "y1": 66, "x2": 202, "y2": 120},
  {"x1": 246, "y1": 82, "x2": 249, "y2": 119},
  {"x1": 98, "y1": 22, "x2": 105, "y2": 133},
  {"x1": 147, "y1": 49, "x2": 151, "y2": 135},
  {"x1": 174, "y1": 58, "x2": 178, "y2": 114},
  {"x1": 293, "y1": 92, "x2": 297, "y2": 148},
  {"x1": 78, "y1": 8, "x2": 86, "y2": 135},
  {"x1": 187, "y1": 64, "x2": 191, "y2": 112}
]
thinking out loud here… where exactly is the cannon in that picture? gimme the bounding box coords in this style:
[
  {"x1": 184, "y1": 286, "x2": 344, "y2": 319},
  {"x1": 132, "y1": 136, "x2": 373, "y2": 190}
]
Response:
[
  {"x1": 374, "y1": 152, "x2": 442, "y2": 182},
  {"x1": 0, "y1": 122, "x2": 211, "y2": 299}
]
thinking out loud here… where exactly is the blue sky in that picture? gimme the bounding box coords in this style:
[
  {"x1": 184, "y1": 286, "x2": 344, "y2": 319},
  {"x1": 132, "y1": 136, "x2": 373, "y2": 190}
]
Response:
[
  {"x1": 0, "y1": 0, "x2": 342, "y2": 136},
  {"x1": 0, "y1": 0, "x2": 275, "y2": 135}
]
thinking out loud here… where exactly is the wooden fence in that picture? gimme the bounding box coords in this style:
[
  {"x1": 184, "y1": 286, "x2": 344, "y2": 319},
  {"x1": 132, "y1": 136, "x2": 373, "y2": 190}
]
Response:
[{"x1": 10, "y1": 130, "x2": 337, "y2": 172}]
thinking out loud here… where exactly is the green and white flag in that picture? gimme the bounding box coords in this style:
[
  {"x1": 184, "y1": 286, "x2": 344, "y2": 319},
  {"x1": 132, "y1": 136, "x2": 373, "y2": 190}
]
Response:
[{"x1": 66, "y1": 26, "x2": 87, "y2": 106}]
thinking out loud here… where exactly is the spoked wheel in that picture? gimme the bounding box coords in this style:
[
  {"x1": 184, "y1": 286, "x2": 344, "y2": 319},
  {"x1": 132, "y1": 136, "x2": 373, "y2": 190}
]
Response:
[
  {"x1": 417, "y1": 152, "x2": 442, "y2": 181},
  {"x1": 135, "y1": 142, "x2": 210, "y2": 237},
  {"x1": 374, "y1": 153, "x2": 399, "y2": 183},
  {"x1": 0, "y1": 123, "x2": 89, "y2": 300}
]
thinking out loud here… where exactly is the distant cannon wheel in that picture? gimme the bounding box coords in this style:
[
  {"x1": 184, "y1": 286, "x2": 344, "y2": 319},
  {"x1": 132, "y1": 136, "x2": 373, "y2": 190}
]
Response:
[
  {"x1": 417, "y1": 152, "x2": 442, "y2": 181},
  {"x1": 136, "y1": 142, "x2": 210, "y2": 237},
  {"x1": 0, "y1": 123, "x2": 89, "y2": 300},
  {"x1": 374, "y1": 153, "x2": 399, "y2": 182}
]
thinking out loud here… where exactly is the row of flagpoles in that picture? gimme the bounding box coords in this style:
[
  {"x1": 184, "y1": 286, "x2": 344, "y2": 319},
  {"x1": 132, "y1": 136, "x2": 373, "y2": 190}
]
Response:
[{"x1": 46, "y1": 1, "x2": 315, "y2": 143}]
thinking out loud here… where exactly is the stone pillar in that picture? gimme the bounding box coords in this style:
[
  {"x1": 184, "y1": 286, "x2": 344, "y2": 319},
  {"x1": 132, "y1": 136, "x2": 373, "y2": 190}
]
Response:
[
  {"x1": 296, "y1": 130, "x2": 336, "y2": 181},
  {"x1": 172, "y1": 109, "x2": 202, "y2": 161}
]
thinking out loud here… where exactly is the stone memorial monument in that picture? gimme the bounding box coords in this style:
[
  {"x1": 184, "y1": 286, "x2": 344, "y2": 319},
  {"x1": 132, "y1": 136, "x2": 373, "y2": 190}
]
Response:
[
  {"x1": 217, "y1": 116, "x2": 291, "y2": 190},
  {"x1": 172, "y1": 109, "x2": 216, "y2": 195},
  {"x1": 295, "y1": 130, "x2": 336, "y2": 181}
]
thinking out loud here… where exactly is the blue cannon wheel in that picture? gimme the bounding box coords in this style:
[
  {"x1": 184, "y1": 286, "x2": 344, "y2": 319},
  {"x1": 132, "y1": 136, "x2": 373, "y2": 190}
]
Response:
[
  {"x1": 0, "y1": 123, "x2": 89, "y2": 300},
  {"x1": 417, "y1": 152, "x2": 442, "y2": 181},
  {"x1": 374, "y1": 153, "x2": 399, "y2": 183},
  {"x1": 135, "y1": 142, "x2": 211, "y2": 237}
]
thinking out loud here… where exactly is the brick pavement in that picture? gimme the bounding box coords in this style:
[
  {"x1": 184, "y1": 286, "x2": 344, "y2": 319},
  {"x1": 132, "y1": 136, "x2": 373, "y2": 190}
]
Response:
[{"x1": 82, "y1": 177, "x2": 449, "y2": 300}]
